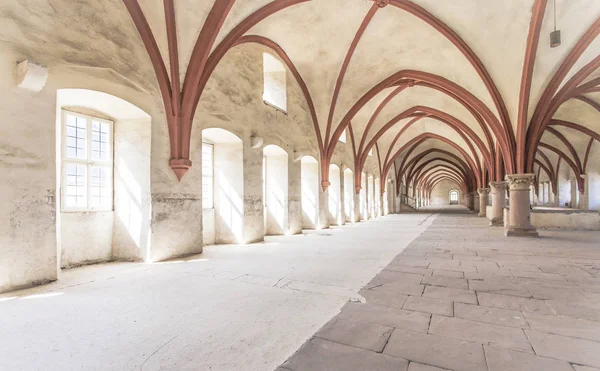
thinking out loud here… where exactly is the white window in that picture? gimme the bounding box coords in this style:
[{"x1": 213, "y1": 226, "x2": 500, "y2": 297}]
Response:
[
  {"x1": 339, "y1": 129, "x2": 347, "y2": 143},
  {"x1": 262, "y1": 53, "x2": 287, "y2": 112},
  {"x1": 368, "y1": 148, "x2": 373, "y2": 156},
  {"x1": 450, "y1": 190, "x2": 458, "y2": 202},
  {"x1": 62, "y1": 110, "x2": 113, "y2": 211},
  {"x1": 202, "y1": 143, "x2": 214, "y2": 209}
]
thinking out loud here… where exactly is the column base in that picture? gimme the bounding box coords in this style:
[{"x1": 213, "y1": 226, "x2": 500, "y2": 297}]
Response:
[
  {"x1": 504, "y1": 226, "x2": 539, "y2": 237},
  {"x1": 489, "y1": 217, "x2": 503, "y2": 227},
  {"x1": 478, "y1": 212, "x2": 486, "y2": 217}
]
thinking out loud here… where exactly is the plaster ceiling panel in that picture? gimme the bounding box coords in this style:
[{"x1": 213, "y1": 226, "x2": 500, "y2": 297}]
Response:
[
  {"x1": 540, "y1": 131, "x2": 579, "y2": 167},
  {"x1": 554, "y1": 98, "x2": 600, "y2": 134},
  {"x1": 216, "y1": 0, "x2": 274, "y2": 49},
  {"x1": 173, "y1": 0, "x2": 213, "y2": 81},
  {"x1": 395, "y1": 141, "x2": 465, "y2": 171},
  {"x1": 347, "y1": 87, "x2": 398, "y2": 143},
  {"x1": 0, "y1": 0, "x2": 157, "y2": 92},
  {"x1": 362, "y1": 86, "x2": 487, "y2": 150},
  {"x1": 410, "y1": 0, "x2": 534, "y2": 131},
  {"x1": 138, "y1": 0, "x2": 168, "y2": 74},
  {"x1": 550, "y1": 126, "x2": 592, "y2": 162},
  {"x1": 529, "y1": 0, "x2": 600, "y2": 122},
  {"x1": 333, "y1": 6, "x2": 495, "y2": 131},
  {"x1": 248, "y1": 0, "x2": 372, "y2": 138},
  {"x1": 554, "y1": 30, "x2": 600, "y2": 99},
  {"x1": 388, "y1": 120, "x2": 475, "y2": 163}
]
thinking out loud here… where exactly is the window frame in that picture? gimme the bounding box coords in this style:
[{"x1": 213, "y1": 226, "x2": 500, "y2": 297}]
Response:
[
  {"x1": 449, "y1": 190, "x2": 459, "y2": 202},
  {"x1": 61, "y1": 109, "x2": 114, "y2": 212},
  {"x1": 202, "y1": 142, "x2": 215, "y2": 209},
  {"x1": 339, "y1": 129, "x2": 347, "y2": 144},
  {"x1": 262, "y1": 52, "x2": 288, "y2": 114}
]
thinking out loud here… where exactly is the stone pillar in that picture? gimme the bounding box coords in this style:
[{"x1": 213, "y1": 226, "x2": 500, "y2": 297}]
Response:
[
  {"x1": 473, "y1": 192, "x2": 480, "y2": 213},
  {"x1": 505, "y1": 174, "x2": 538, "y2": 237},
  {"x1": 489, "y1": 181, "x2": 507, "y2": 226},
  {"x1": 579, "y1": 174, "x2": 589, "y2": 210},
  {"x1": 318, "y1": 186, "x2": 330, "y2": 229},
  {"x1": 477, "y1": 188, "x2": 488, "y2": 217},
  {"x1": 353, "y1": 191, "x2": 361, "y2": 222},
  {"x1": 466, "y1": 193, "x2": 474, "y2": 210}
]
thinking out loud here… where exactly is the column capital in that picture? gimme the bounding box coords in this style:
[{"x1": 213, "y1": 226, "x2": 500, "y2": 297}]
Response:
[
  {"x1": 489, "y1": 181, "x2": 507, "y2": 191},
  {"x1": 477, "y1": 187, "x2": 489, "y2": 196},
  {"x1": 505, "y1": 173, "x2": 535, "y2": 191}
]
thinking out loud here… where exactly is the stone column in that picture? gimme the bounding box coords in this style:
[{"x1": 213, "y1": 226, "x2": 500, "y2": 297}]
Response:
[
  {"x1": 466, "y1": 193, "x2": 474, "y2": 210},
  {"x1": 505, "y1": 174, "x2": 538, "y2": 237},
  {"x1": 353, "y1": 188, "x2": 361, "y2": 222},
  {"x1": 473, "y1": 192, "x2": 480, "y2": 213},
  {"x1": 489, "y1": 181, "x2": 507, "y2": 226},
  {"x1": 477, "y1": 188, "x2": 488, "y2": 217}
]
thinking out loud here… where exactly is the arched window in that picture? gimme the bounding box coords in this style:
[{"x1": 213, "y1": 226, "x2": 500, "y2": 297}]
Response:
[
  {"x1": 449, "y1": 190, "x2": 459, "y2": 205},
  {"x1": 262, "y1": 53, "x2": 286, "y2": 112}
]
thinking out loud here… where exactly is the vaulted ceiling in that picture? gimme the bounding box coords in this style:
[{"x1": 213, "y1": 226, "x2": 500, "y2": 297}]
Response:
[{"x1": 1, "y1": 0, "x2": 599, "y2": 192}]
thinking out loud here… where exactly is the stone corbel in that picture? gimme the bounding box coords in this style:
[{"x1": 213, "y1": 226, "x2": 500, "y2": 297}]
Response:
[
  {"x1": 16, "y1": 60, "x2": 48, "y2": 92},
  {"x1": 250, "y1": 135, "x2": 263, "y2": 149}
]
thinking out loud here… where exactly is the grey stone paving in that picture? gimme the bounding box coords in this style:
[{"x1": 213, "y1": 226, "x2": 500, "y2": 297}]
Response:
[{"x1": 277, "y1": 209, "x2": 600, "y2": 371}]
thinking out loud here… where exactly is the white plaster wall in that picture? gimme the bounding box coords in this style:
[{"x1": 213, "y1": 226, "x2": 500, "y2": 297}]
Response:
[
  {"x1": 202, "y1": 209, "x2": 216, "y2": 245},
  {"x1": 214, "y1": 142, "x2": 244, "y2": 244},
  {"x1": 531, "y1": 211, "x2": 600, "y2": 231},
  {"x1": 60, "y1": 212, "x2": 113, "y2": 268},
  {"x1": 112, "y1": 117, "x2": 152, "y2": 262},
  {"x1": 328, "y1": 165, "x2": 342, "y2": 225},
  {"x1": 587, "y1": 145, "x2": 600, "y2": 211},
  {"x1": 0, "y1": 49, "x2": 57, "y2": 292},
  {"x1": 430, "y1": 180, "x2": 459, "y2": 205},
  {"x1": 264, "y1": 153, "x2": 288, "y2": 235},
  {"x1": 301, "y1": 159, "x2": 319, "y2": 229}
]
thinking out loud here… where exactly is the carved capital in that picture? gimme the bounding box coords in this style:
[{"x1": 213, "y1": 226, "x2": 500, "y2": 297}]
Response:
[
  {"x1": 477, "y1": 187, "x2": 489, "y2": 196},
  {"x1": 505, "y1": 173, "x2": 535, "y2": 191},
  {"x1": 489, "y1": 181, "x2": 507, "y2": 194}
]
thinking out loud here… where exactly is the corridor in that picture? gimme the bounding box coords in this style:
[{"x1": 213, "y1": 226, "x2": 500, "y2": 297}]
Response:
[
  {"x1": 0, "y1": 211, "x2": 437, "y2": 371},
  {"x1": 278, "y1": 208, "x2": 600, "y2": 371}
]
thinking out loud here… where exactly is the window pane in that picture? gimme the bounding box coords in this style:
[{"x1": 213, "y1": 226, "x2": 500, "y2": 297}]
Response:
[
  {"x1": 202, "y1": 143, "x2": 214, "y2": 209},
  {"x1": 90, "y1": 166, "x2": 112, "y2": 209},
  {"x1": 92, "y1": 120, "x2": 110, "y2": 162},
  {"x1": 65, "y1": 114, "x2": 87, "y2": 160},
  {"x1": 65, "y1": 163, "x2": 87, "y2": 208},
  {"x1": 262, "y1": 53, "x2": 287, "y2": 111}
]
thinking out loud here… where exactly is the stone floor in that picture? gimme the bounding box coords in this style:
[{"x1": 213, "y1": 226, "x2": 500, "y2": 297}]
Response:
[
  {"x1": 277, "y1": 207, "x2": 600, "y2": 371},
  {"x1": 0, "y1": 211, "x2": 437, "y2": 371}
]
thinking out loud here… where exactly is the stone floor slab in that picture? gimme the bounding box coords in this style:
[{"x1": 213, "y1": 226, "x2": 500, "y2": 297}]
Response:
[
  {"x1": 526, "y1": 330, "x2": 600, "y2": 368},
  {"x1": 281, "y1": 338, "x2": 409, "y2": 371},
  {"x1": 545, "y1": 300, "x2": 600, "y2": 321},
  {"x1": 428, "y1": 315, "x2": 533, "y2": 352},
  {"x1": 383, "y1": 329, "x2": 487, "y2": 371},
  {"x1": 483, "y1": 345, "x2": 574, "y2": 371},
  {"x1": 432, "y1": 269, "x2": 464, "y2": 278},
  {"x1": 315, "y1": 317, "x2": 393, "y2": 352},
  {"x1": 407, "y1": 362, "x2": 450, "y2": 371},
  {"x1": 476, "y1": 292, "x2": 553, "y2": 314},
  {"x1": 421, "y1": 275, "x2": 469, "y2": 290},
  {"x1": 371, "y1": 280, "x2": 426, "y2": 296},
  {"x1": 523, "y1": 312, "x2": 600, "y2": 342},
  {"x1": 403, "y1": 295, "x2": 453, "y2": 316},
  {"x1": 359, "y1": 288, "x2": 408, "y2": 309},
  {"x1": 339, "y1": 302, "x2": 431, "y2": 333},
  {"x1": 422, "y1": 285, "x2": 477, "y2": 304},
  {"x1": 454, "y1": 302, "x2": 529, "y2": 328}
]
